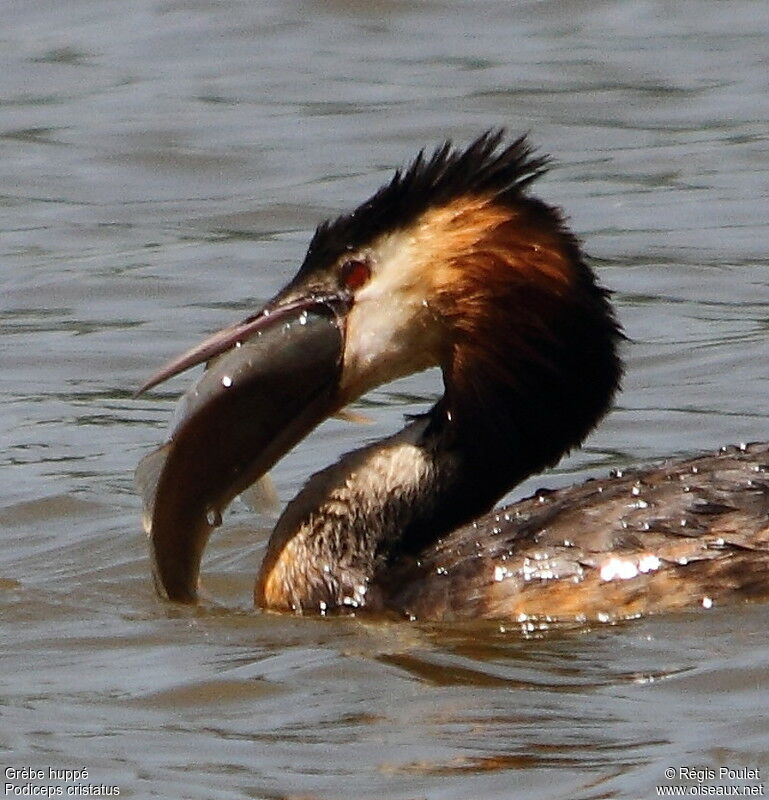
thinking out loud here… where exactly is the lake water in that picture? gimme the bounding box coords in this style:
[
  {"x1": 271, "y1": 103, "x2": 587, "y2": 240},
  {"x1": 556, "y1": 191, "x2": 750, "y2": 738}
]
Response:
[{"x1": 2, "y1": 1, "x2": 769, "y2": 798}]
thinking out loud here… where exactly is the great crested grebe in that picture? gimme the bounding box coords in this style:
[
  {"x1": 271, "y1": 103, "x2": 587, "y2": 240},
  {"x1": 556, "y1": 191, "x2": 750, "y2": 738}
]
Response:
[{"x1": 137, "y1": 130, "x2": 769, "y2": 622}]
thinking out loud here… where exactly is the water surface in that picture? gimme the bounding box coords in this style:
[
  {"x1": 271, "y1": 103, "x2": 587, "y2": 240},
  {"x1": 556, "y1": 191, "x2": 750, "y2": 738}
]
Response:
[{"x1": 2, "y1": 1, "x2": 769, "y2": 798}]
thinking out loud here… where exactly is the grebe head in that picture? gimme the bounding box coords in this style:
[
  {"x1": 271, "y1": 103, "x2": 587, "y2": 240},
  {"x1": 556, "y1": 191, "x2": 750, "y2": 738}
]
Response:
[
  {"x1": 138, "y1": 130, "x2": 624, "y2": 603},
  {"x1": 282, "y1": 129, "x2": 623, "y2": 482}
]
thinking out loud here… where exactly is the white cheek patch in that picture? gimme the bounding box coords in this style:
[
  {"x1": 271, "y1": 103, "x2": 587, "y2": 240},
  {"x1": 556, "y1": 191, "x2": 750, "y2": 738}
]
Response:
[{"x1": 340, "y1": 230, "x2": 440, "y2": 398}]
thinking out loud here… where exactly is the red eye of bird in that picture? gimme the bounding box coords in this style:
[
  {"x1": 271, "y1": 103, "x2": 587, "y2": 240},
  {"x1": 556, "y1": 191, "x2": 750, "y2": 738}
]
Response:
[{"x1": 340, "y1": 258, "x2": 371, "y2": 291}]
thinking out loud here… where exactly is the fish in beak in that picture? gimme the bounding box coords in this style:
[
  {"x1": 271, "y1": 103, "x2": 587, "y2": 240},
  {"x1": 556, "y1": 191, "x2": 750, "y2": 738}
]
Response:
[
  {"x1": 136, "y1": 292, "x2": 350, "y2": 603},
  {"x1": 136, "y1": 132, "x2": 542, "y2": 605}
]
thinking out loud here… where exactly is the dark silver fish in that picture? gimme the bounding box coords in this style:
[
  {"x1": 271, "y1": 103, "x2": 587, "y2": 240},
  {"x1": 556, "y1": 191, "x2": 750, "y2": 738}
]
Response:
[{"x1": 136, "y1": 305, "x2": 344, "y2": 602}]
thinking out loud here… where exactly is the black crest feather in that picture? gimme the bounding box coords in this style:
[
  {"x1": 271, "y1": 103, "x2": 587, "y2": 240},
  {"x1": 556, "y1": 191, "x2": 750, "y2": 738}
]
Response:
[{"x1": 299, "y1": 129, "x2": 549, "y2": 275}]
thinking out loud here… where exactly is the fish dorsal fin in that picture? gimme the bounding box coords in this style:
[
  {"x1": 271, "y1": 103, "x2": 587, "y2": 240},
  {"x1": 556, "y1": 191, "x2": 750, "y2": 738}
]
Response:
[
  {"x1": 332, "y1": 407, "x2": 373, "y2": 425},
  {"x1": 135, "y1": 442, "x2": 171, "y2": 535},
  {"x1": 239, "y1": 474, "x2": 280, "y2": 514}
]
